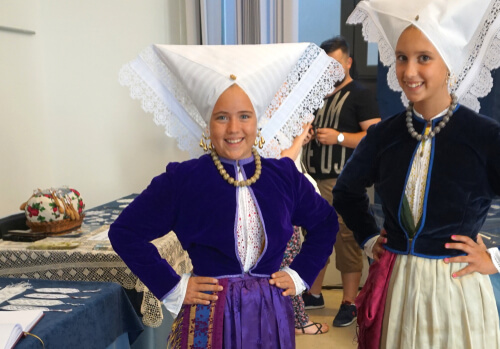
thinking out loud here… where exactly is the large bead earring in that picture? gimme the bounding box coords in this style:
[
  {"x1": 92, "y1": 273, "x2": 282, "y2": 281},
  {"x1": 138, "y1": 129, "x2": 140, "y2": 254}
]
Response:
[
  {"x1": 199, "y1": 132, "x2": 210, "y2": 152},
  {"x1": 447, "y1": 71, "x2": 457, "y2": 89},
  {"x1": 257, "y1": 129, "x2": 265, "y2": 149}
]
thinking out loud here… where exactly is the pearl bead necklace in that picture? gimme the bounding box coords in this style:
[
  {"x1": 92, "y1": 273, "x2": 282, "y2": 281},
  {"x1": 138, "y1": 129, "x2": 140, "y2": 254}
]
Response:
[
  {"x1": 406, "y1": 93, "x2": 458, "y2": 141},
  {"x1": 211, "y1": 148, "x2": 262, "y2": 187}
]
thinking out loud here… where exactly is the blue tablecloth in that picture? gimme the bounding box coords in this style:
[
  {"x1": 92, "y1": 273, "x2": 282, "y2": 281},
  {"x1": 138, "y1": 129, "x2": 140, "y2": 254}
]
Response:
[
  {"x1": 0, "y1": 278, "x2": 143, "y2": 349},
  {"x1": 83, "y1": 193, "x2": 138, "y2": 227},
  {"x1": 478, "y1": 201, "x2": 500, "y2": 248}
]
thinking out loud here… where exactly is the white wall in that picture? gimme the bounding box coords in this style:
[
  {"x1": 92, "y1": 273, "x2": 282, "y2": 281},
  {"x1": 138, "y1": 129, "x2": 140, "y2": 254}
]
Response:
[{"x1": 0, "y1": 0, "x2": 190, "y2": 217}]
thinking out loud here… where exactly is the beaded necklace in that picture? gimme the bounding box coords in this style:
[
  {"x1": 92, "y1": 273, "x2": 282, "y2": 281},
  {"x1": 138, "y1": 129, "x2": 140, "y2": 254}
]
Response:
[
  {"x1": 211, "y1": 148, "x2": 261, "y2": 187},
  {"x1": 406, "y1": 93, "x2": 458, "y2": 141}
]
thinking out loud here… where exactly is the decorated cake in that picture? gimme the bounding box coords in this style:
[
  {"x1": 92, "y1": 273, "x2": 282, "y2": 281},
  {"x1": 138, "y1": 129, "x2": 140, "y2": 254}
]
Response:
[{"x1": 20, "y1": 187, "x2": 85, "y2": 233}]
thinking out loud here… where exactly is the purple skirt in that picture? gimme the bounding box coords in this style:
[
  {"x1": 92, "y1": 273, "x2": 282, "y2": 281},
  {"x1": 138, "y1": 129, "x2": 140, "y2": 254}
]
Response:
[
  {"x1": 168, "y1": 274, "x2": 295, "y2": 349},
  {"x1": 223, "y1": 274, "x2": 295, "y2": 348}
]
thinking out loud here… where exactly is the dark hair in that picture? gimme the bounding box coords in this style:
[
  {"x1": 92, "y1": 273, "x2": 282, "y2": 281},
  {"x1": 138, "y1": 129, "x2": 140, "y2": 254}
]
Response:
[
  {"x1": 320, "y1": 35, "x2": 350, "y2": 56},
  {"x1": 320, "y1": 35, "x2": 358, "y2": 79}
]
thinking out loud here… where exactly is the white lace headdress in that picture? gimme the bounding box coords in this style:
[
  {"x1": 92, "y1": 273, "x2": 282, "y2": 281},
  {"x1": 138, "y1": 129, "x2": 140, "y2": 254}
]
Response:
[
  {"x1": 347, "y1": 0, "x2": 500, "y2": 112},
  {"x1": 119, "y1": 43, "x2": 344, "y2": 159}
]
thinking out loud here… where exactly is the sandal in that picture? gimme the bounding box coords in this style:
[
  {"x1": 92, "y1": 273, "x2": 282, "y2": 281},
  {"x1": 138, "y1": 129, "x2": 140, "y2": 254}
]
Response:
[{"x1": 295, "y1": 321, "x2": 329, "y2": 335}]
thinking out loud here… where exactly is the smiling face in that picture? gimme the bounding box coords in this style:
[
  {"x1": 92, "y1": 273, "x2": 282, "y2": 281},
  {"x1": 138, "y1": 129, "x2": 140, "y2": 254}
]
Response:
[
  {"x1": 395, "y1": 26, "x2": 451, "y2": 116},
  {"x1": 209, "y1": 84, "x2": 257, "y2": 160}
]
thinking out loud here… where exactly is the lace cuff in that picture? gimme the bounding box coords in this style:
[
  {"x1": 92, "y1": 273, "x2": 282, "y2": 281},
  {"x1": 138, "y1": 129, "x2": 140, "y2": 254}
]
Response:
[
  {"x1": 161, "y1": 273, "x2": 191, "y2": 318},
  {"x1": 487, "y1": 248, "x2": 500, "y2": 274},
  {"x1": 363, "y1": 235, "x2": 379, "y2": 260},
  {"x1": 282, "y1": 266, "x2": 307, "y2": 295}
]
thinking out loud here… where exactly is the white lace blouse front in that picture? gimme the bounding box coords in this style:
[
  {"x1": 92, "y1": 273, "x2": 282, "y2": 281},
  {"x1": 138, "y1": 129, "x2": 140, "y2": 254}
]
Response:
[
  {"x1": 405, "y1": 107, "x2": 448, "y2": 226},
  {"x1": 235, "y1": 167, "x2": 265, "y2": 271}
]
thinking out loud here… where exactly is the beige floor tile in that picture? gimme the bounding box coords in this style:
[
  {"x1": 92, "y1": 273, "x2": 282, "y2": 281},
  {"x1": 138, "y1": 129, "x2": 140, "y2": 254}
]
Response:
[{"x1": 295, "y1": 289, "x2": 358, "y2": 349}]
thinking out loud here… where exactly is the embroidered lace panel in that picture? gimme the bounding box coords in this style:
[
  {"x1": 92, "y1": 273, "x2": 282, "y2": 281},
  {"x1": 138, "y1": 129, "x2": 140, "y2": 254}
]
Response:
[{"x1": 235, "y1": 168, "x2": 264, "y2": 272}]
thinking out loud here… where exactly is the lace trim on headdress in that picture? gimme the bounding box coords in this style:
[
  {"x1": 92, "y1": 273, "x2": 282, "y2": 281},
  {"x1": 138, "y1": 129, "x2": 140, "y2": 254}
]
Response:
[
  {"x1": 347, "y1": 7, "x2": 403, "y2": 107},
  {"x1": 347, "y1": 8, "x2": 395, "y2": 67},
  {"x1": 120, "y1": 44, "x2": 343, "y2": 158},
  {"x1": 454, "y1": 0, "x2": 500, "y2": 112},
  {"x1": 348, "y1": 1, "x2": 500, "y2": 112},
  {"x1": 259, "y1": 44, "x2": 344, "y2": 158},
  {"x1": 119, "y1": 46, "x2": 205, "y2": 158}
]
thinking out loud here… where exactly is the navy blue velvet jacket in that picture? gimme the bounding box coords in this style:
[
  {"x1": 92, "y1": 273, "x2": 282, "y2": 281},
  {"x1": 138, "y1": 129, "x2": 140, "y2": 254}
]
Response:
[
  {"x1": 109, "y1": 154, "x2": 338, "y2": 300},
  {"x1": 333, "y1": 105, "x2": 500, "y2": 258}
]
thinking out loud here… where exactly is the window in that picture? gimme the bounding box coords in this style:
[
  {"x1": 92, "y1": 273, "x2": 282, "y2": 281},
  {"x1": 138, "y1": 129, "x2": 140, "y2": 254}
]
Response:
[{"x1": 197, "y1": 0, "x2": 377, "y2": 80}]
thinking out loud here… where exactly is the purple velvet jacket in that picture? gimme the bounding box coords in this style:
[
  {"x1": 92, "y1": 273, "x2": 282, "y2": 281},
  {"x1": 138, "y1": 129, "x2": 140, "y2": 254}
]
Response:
[{"x1": 109, "y1": 154, "x2": 338, "y2": 300}]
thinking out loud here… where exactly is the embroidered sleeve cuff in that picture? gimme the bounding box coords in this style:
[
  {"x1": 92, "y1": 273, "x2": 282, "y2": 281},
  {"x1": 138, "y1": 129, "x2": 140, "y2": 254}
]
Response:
[
  {"x1": 363, "y1": 235, "x2": 379, "y2": 259},
  {"x1": 282, "y1": 266, "x2": 307, "y2": 295},
  {"x1": 487, "y1": 248, "x2": 500, "y2": 274},
  {"x1": 161, "y1": 273, "x2": 191, "y2": 318}
]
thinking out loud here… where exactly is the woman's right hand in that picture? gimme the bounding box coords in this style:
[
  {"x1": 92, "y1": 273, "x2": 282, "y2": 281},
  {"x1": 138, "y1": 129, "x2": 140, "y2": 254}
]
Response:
[
  {"x1": 297, "y1": 122, "x2": 313, "y2": 145},
  {"x1": 183, "y1": 276, "x2": 223, "y2": 305},
  {"x1": 302, "y1": 123, "x2": 314, "y2": 145},
  {"x1": 372, "y1": 229, "x2": 388, "y2": 262}
]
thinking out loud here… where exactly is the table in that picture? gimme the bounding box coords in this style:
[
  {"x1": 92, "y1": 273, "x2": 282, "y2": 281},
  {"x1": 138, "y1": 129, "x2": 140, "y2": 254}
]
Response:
[
  {"x1": 0, "y1": 194, "x2": 192, "y2": 328},
  {"x1": 0, "y1": 277, "x2": 143, "y2": 349},
  {"x1": 477, "y1": 200, "x2": 500, "y2": 248}
]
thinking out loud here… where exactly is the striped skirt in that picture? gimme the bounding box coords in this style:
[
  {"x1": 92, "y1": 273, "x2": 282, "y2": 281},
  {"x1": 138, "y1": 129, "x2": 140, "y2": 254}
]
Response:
[{"x1": 357, "y1": 251, "x2": 500, "y2": 348}]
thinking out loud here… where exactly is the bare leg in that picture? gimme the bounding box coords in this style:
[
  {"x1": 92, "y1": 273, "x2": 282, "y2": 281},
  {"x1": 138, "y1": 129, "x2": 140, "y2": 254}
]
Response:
[
  {"x1": 341, "y1": 271, "x2": 361, "y2": 302},
  {"x1": 309, "y1": 264, "x2": 328, "y2": 295}
]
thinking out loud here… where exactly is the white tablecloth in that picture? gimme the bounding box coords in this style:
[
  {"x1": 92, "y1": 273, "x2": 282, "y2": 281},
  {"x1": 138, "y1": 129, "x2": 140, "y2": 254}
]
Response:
[{"x1": 0, "y1": 219, "x2": 191, "y2": 327}]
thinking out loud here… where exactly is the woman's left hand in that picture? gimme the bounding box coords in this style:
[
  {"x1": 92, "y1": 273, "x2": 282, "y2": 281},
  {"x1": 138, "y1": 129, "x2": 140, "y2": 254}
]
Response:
[
  {"x1": 444, "y1": 235, "x2": 497, "y2": 277},
  {"x1": 269, "y1": 271, "x2": 296, "y2": 296}
]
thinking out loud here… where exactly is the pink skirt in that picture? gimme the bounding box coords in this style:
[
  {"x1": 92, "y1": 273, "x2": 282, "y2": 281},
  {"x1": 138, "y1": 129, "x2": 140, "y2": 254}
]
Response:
[{"x1": 355, "y1": 251, "x2": 396, "y2": 349}]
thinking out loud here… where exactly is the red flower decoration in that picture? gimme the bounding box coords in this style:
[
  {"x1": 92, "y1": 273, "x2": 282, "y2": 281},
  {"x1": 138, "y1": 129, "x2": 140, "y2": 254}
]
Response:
[{"x1": 27, "y1": 206, "x2": 39, "y2": 217}]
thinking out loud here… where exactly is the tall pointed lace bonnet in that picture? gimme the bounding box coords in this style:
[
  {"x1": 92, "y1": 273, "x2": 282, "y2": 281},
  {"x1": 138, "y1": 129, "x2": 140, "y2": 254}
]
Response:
[
  {"x1": 119, "y1": 43, "x2": 344, "y2": 158},
  {"x1": 347, "y1": 0, "x2": 500, "y2": 112}
]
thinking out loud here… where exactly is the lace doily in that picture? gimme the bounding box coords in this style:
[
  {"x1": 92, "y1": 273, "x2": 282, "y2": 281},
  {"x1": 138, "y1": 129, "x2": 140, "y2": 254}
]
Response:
[
  {"x1": 0, "y1": 227, "x2": 192, "y2": 328},
  {"x1": 348, "y1": 1, "x2": 500, "y2": 112},
  {"x1": 0, "y1": 281, "x2": 31, "y2": 304},
  {"x1": 119, "y1": 44, "x2": 343, "y2": 158}
]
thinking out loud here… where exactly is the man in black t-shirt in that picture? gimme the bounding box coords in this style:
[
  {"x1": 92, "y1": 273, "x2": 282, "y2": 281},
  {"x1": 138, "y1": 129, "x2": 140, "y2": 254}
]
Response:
[{"x1": 302, "y1": 36, "x2": 380, "y2": 327}]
